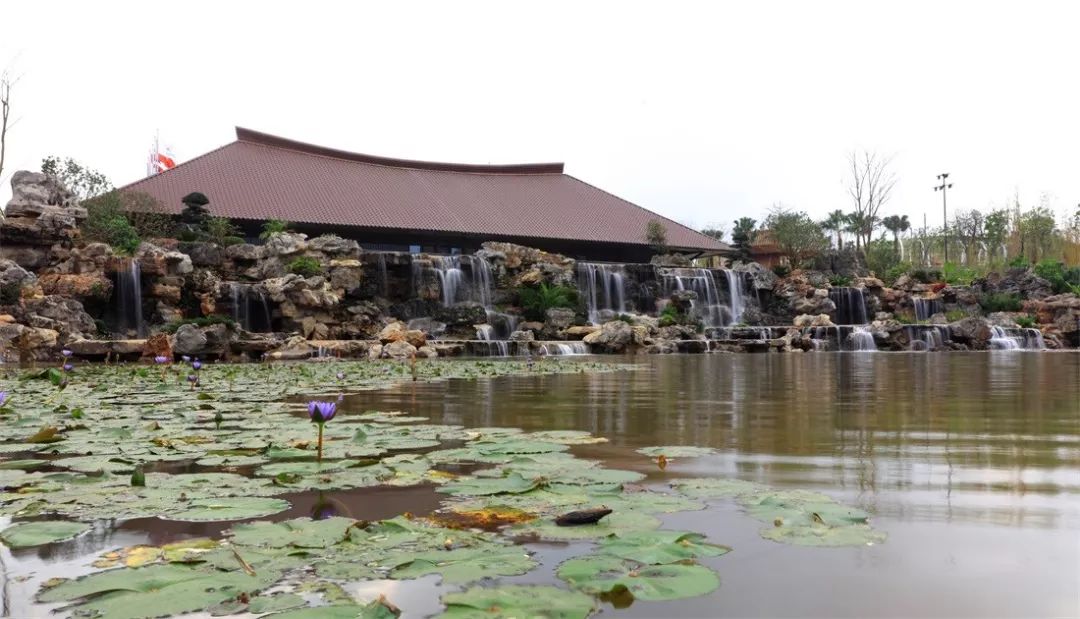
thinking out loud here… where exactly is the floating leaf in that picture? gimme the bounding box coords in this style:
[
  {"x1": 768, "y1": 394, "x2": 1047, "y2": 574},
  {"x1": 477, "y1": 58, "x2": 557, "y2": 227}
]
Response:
[
  {"x1": 557, "y1": 555, "x2": 719, "y2": 601},
  {"x1": 163, "y1": 497, "x2": 291, "y2": 522},
  {"x1": 229, "y1": 517, "x2": 356, "y2": 549},
  {"x1": 636, "y1": 446, "x2": 716, "y2": 458},
  {"x1": 441, "y1": 585, "x2": 595, "y2": 619},
  {"x1": 1, "y1": 521, "x2": 89, "y2": 548},
  {"x1": 512, "y1": 511, "x2": 661, "y2": 541},
  {"x1": 392, "y1": 546, "x2": 535, "y2": 583},
  {"x1": 597, "y1": 530, "x2": 730, "y2": 564}
]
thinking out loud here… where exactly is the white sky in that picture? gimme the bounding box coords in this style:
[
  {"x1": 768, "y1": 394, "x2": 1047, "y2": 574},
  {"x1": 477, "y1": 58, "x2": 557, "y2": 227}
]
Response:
[{"x1": 2, "y1": 1, "x2": 1078, "y2": 237}]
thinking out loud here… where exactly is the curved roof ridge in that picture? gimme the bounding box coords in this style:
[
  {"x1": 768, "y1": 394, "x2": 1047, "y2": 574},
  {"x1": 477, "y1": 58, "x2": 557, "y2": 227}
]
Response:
[{"x1": 235, "y1": 127, "x2": 565, "y2": 175}]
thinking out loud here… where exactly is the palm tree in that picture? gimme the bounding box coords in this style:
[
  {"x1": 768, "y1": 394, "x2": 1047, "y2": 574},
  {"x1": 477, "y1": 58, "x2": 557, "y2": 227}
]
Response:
[
  {"x1": 881, "y1": 214, "x2": 910, "y2": 257},
  {"x1": 821, "y1": 210, "x2": 848, "y2": 250},
  {"x1": 844, "y1": 211, "x2": 863, "y2": 251}
]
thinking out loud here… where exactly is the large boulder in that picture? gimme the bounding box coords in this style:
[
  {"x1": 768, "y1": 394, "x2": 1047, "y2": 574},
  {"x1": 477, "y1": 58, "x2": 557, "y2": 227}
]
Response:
[
  {"x1": 1, "y1": 171, "x2": 86, "y2": 247},
  {"x1": 734, "y1": 261, "x2": 778, "y2": 291},
  {"x1": 973, "y1": 268, "x2": 1054, "y2": 300},
  {"x1": 382, "y1": 339, "x2": 417, "y2": 360},
  {"x1": 791, "y1": 289, "x2": 836, "y2": 316},
  {"x1": 434, "y1": 303, "x2": 488, "y2": 327},
  {"x1": 582, "y1": 320, "x2": 634, "y2": 353},
  {"x1": 950, "y1": 316, "x2": 993, "y2": 350},
  {"x1": 0, "y1": 259, "x2": 36, "y2": 303},
  {"x1": 183, "y1": 242, "x2": 226, "y2": 268},
  {"x1": 173, "y1": 323, "x2": 208, "y2": 355},
  {"x1": 308, "y1": 234, "x2": 360, "y2": 256},
  {"x1": 225, "y1": 243, "x2": 265, "y2": 262},
  {"x1": 21, "y1": 296, "x2": 97, "y2": 340},
  {"x1": 544, "y1": 307, "x2": 576, "y2": 330},
  {"x1": 378, "y1": 321, "x2": 409, "y2": 344},
  {"x1": 263, "y1": 232, "x2": 308, "y2": 256},
  {"x1": 38, "y1": 273, "x2": 112, "y2": 301}
]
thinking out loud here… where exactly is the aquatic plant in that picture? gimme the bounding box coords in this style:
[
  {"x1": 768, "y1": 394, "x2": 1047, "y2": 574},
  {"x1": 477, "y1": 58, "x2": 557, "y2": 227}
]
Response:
[
  {"x1": 61, "y1": 348, "x2": 72, "y2": 358},
  {"x1": 307, "y1": 400, "x2": 338, "y2": 462}
]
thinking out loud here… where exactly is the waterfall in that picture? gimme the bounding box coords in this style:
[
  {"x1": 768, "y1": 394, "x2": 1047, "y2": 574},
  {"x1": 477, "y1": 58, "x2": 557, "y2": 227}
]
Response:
[
  {"x1": 912, "y1": 297, "x2": 943, "y2": 321},
  {"x1": 722, "y1": 270, "x2": 748, "y2": 326},
  {"x1": 116, "y1": 258, "x2": 146, "y2": 338},
  {"x1": 829, "y1": 287, "x2": 869, "y2": 325},
  {"x1": 542, "y1": 342, "x2": 588, "y2": 356},
  {"x1": 989, "y1": 326, "x2": 1046, "y2": 350},
  {"x1": 432, "y1": 255, "x2": 465, "y2": 306},
  {"x1": 230, "y1": 283, "x2": 273, "y2": 332},
  {"x1": 375, "y1": 253, "x2": 389, "y2": 296},
  {"x1": 578, "y1": 262, "x2": 627, "y2": 324},
  {"x1": 467, "y1": 256, "x2": 494, "y2": 307},
  {"x1": 848, "y1": 325, "x2": 876, "y2": 351}
]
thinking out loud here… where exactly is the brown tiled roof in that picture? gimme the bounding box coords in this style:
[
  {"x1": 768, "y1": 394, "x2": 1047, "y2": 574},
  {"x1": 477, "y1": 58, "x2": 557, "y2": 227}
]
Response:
[{"x1": 119, "y1": 128, "x2": 728, "y2": 253}]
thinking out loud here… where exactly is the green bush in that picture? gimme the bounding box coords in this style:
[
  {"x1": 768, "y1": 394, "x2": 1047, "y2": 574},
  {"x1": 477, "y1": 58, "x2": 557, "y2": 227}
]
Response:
[
  {"x1": 941, "y1": 262, "x2": 979, "y2": 286},
  {"x1": 1007, "y1": 255, "x2": 1028, "y2": 268},
  {"x1": 828, "y1": 274, "x2": 852, "y2": 287},
  {"x1": 771, "y1": 264, "x2": 791, "y2": 278},
  {"x1": 978, "y1": 293, "x2": 1023, "y2": 313},
  {"x1": 162, "y1": 314, "x2": 236, "y2": 334},
  {"x1": 518, "y1": 283, "x2": 578, "y2": 322},
  {"x1": 945, "y1": 309, "x2": 967, "y2": 322},
  {"x1": 203, "y1": 216, "x2": 240, "y2": 245},
  {"x1": 81, "y1": 193, "x2": 143, "y2": 255},
  {"x1": 260, "y1": 219, "x2": 291, "y2": 240},
  {"x1": 910, "y1": 267, "x2": 942, "y2": 284},
  {"x1": 864, "y1": 238, "x2": 900, "y2": 279},
  {"x1": 287, "y1": 256, "x2": 323, "y2": 277},
  {"x1": 1014, "y1": 314, "x2": 1037, "y2": 328},
  {"x1": 885, "y1": 262, "x2": 911, "y2": 284},
  {"x1": 1033, "y1": 260, "x2": 1080, "y2": 295},
  {"x1": 221, "y1": 236, "x2": 246, "y2": 246},
  {"x1": 616, "y1": 314, "x2": 635, "y2": 324},
  {"x1": 658, "y1": 304, "x2": 680, "y2": 327}
]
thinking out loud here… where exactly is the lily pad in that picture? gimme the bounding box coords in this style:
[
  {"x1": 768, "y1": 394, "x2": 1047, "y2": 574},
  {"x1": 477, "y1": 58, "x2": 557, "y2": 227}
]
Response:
[
  {"x1": 636, "y1": 446, "x2": 716, "y2": 458},
  {"x1": 440, "y1": 585, "x2": 595, "y2": 619},
  {"x1": 557, "y1": 555, "x2": 720, "y2": 601},
  {"x1": 163, "y1": 497, "x2": 291, "y2": 522},
  {"x1": 392, "y1": 546, "x2": 536, "y2": 583},
  {"x1": 229, "y1": 517, "x2": 356, "y2": 549},
  {"x1": 512, "y1": 511, "x2": 661, "y2": 541},
  {"x1": 1, "y1": 520, "x2": 90, "y2": 548},
  {"x1": 597, "y1": 530, "x2": 730, "y2": 564}
]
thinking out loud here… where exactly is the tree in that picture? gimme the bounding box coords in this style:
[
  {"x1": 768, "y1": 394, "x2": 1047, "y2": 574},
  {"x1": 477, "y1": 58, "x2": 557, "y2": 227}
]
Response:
[
  {"x1": 645, "y1": 219, "x2": 668, "y2": 253},
  {"x1": 984, "y1": 209, "x2": 1010, "y2": 262},
  {"x1": 731, "y1": 217, "x2": 757, "y2": 261},
  {"x1": 699, "y1": 225, "x2": 725, "y2": 243},
  {"x1": 0, "y1": 69, "x2": 14, "y2": 188},
  {"x1": 846, "y1": 150, "x2": 896, "y2": 249},
  {"x1": 881, "y1": 214, "x2": 910, "y2": 258},
  {"x1": 844, "y1": 211, "x2": 877, "y2": 252},
  {"x1": 953, "y1": 209, "x2": 984, "y2": 264},
  {"x1": 764, "y1": 205, "x2": 829, "y2": 267},
  {"x1": 1016, "y1": 205, "x2": 1057, "y2": 263},
  {"x1": 821, "y1": 210, "x2": 848, "y2": 250},
  {"x1": 41, "y1": 156, "x2": 113, "y2": 200}
]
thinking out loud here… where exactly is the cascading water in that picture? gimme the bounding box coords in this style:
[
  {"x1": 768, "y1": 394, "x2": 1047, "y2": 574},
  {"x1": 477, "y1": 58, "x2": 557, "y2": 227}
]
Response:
[
  {"x1": 912, "y1": 297, "x2": 943, "y2": 321},
  {"x1": 989, "y1": 326, "x2": 1046, "y2": 350},
  {"x1": 579, "y1": 262, "x2": 627, "y2": 324},
  {"x1": 432, "y1": 255, "x2": 465, "y2": 306},
  {"x1": 542, "y1": 342, "x2": 588, "y2": 356},
  {"x1": 722, "y1": 270, "x2": 748, "y2": 326},
  {"x1": 230, "y1": 283, "x2": 273, "y2": 332},
  {"x1": 829, "y1": 287, "x2": 868, "y2": 325},
  {"x1": 375, "y1": 253, "x2": 389, "y2": 296},
  {"x1": 115, "y1": 258, "x2": 146, "y2": 337},
  {"x1": 660, "y1": 268, "x2": 749, "y2": 327},
  {"x1": 848, "y1": 325, "x2": 876, "y2": 351}
]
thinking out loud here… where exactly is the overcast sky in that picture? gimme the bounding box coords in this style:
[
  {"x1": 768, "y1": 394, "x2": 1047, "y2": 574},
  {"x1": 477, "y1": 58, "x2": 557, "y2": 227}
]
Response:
[{"x1": 2, "y1": 1, "x2": 1077, "y2": 237}]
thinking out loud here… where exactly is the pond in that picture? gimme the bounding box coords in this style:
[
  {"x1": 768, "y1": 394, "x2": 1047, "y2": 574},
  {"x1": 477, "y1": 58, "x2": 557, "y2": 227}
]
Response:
[{"x1": 1, "y1": 352, "x2": 1077, "y2": 618}]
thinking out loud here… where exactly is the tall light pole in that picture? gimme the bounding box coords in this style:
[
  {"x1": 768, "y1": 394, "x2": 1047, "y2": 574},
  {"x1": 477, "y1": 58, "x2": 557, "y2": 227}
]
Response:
[{"x1": 934, "y1": 173, "x2": 953, "y2": 263}]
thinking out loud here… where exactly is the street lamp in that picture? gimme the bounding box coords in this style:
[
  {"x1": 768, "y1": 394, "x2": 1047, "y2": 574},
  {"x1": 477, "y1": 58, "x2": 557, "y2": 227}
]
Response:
[{"x1": 934, "y1": 173, "x2": 953, "y2": 263}]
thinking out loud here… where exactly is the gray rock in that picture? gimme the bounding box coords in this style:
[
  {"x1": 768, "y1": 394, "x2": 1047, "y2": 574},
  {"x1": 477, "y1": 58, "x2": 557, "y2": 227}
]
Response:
[
  {"x1": 185, "y1": 243, "x2": 225, "y2": 267},
  {"x1": 225, "y1": 243, "x2": 265, "y2": 262},
  {"x1": 308, "y1": 234, "x2": 360, "y2": 256},
  {"x1": 949, "y1": 316, "x2": 992, "y2": 350},
  {"x1": 582, "y1": 320, "x2": 633, "y2": 353},
  {"x1": 173, "y1": 323, "x2": 208, "y2": 355},
  {"x1": 544, "y1": 307, "x2": 576, "y2": 330},
  {"x1": 264, "y1": 232, "x2": 308, "y2": 256}
]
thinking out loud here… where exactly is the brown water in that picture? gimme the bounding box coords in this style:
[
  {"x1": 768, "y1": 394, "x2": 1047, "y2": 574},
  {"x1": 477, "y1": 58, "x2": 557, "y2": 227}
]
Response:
[
  {"x1": 4, "y1": 352, "x2": 1079, "y2": 618},
  {"x1": 350, "y1": 352, "x2": 1080, "y2": 618}
]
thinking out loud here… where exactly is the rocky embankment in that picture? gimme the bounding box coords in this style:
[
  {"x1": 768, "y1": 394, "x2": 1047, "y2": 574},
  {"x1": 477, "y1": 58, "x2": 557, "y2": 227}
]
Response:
[{"x1": 0, "y1": 170, "x2": 1077, "y2": 360}]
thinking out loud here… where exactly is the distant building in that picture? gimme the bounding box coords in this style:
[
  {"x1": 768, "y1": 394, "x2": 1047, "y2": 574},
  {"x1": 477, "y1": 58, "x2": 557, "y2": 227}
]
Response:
[
  {"x1": 749, "y1": 231, "x2": 787, "y2": 269},
  {"x1": 121, "y1": 128, "x2": 729, "y2": 262}
]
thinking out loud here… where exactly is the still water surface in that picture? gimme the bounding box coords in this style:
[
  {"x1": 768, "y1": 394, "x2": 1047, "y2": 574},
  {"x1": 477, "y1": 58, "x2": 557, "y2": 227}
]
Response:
[
  {"x1": 5, "y1": 352, "x2": 1079, "y2": 618},
  {"x1": 351, "y1": 352, "x2": 1080, "y2": 618}
]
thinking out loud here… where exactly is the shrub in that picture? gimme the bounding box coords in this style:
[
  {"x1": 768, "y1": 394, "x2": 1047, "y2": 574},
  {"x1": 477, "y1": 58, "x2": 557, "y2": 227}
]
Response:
[
  {"x1": 658, "y1": 304, "x2": 680, "y2": 327},
  {"x1": 910, "y1": 267, "x2": 942, "y2": 284},
  {"x1": 260, "y1": 219, "x2": 291, "y2": 240},
  {"x1": 771, "y1": 264, "x2": 791, "y2": 278},
  {"x1": 864, "y1": 238, "x2": 900, "y2": 279},
  {"x1": 978, "y1": 293, "x2": 1023, "y2": 313},
  {"x1": 81, "y1": 194, "x2": 142, "y2": 255},
  {"x1": 645, "y1": 219, "x2": 668, "y2": 253},
  {"x1": 518, "y1": 283, "x2": 578, "y2": 322},
  {"x1": 162, "y1": 314, "x2": 236, "y2": 334},
  {"x1": 203, "y1": 217, "x2": 240, "y2": 245},
  {"x1": 945, "y1": 309, "x2": 967, "y2": 322},
  {"x1": 941, "y1": 262, "x2": 979, "y2": 286},
  {"x1": 1007, "y1": 255, "x2": 1028, "y2": 268},
  {"x1": 616, "y1": 314, "x2": 635, "y2": 324},
  {"x1": 287, "y1": 256, "x2": 323, "y2": 278},
  {"x1": 885, "y1": 262, "x2": 911, "y2": 284},
  {"x1": 1033, "y1": 260, "x2": 1080, "y2": 295},
  {"x1": 828, "y1": 274, "x2": 852, "y2": 287},
  {"x1": 1014, "y1": 314, "x2": 1037, "y2": 328},
  {"x1": 221, "y1": 236, "x2": 246, "y2": 246}
]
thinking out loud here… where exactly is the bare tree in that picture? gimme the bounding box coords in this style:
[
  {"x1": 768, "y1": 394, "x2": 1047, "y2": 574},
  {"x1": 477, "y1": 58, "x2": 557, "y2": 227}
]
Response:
[
  {"x1": 0, "y1": 68, "x2": 13, "y2": 186},
  {"x1": 846, "y1": 150, "x2": 897, "y2": 249}
]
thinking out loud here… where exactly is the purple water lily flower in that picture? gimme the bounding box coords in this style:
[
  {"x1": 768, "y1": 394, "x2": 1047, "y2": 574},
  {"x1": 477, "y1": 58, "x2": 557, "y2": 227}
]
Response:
[
  {"x1": 62, "y1": 363, "x2": 74, "y2": 372},
  {"x1": 192, "y1": 360, "x2": 202, "y2": 371},
  {"x1": 307, "y1": 400, "x2": 337, "y2": 424},
  {"x1": 154, "y1": 356, "x2": 168, "y2": 364},
  {"x1": 0, "y1": 391, "x2": 8, "y2": 406},
  {"x1": 61, "y1": 349, "x2": 72, "y2": 358},
  {"x1": 336, "y1": 371, "x2": 345, "y2": 381},
  {"x1": 187, "y1": 373, "x2": 198, "y2": 383}
]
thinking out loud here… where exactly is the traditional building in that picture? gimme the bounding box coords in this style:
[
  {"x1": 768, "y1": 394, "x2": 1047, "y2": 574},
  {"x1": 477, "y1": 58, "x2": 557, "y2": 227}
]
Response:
[{"x1": 120, "y1": 128, "x2": 728, "y2": 261}]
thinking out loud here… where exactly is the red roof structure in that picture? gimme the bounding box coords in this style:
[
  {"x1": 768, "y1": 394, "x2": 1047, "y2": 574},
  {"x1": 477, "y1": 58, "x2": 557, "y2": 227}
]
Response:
[{"x1": 121, "y1": 128, "x2": 728, "y2": 258}]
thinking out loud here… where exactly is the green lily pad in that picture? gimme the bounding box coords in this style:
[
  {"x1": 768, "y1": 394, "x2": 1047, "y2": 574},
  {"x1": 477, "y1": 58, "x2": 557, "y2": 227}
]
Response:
[
  {"x1": 597, "y1": 530, "x2": 730, "y2": 564},
  {"x1": 557, "y1": 555, "x2": 719, "y2": 601},
  {"x1": 440, "y1": 585, "x2": 595, "y2": 619},
  {"x1": 636, "y1": 446, "x2": 716, "y2": 458},
  {"x1": 671, "y1": 477, "x2": 766, "y2": 499},
  {"x1": 163, "y1": 497, "x2": 291, "y2": 522},
  {"x1": 439, "y1": 472, "x2": 541, "y2": 496},
  {"x1": 266, "y1": 599, "x2": 400, "y2": 619},
  {"x1": 392, "y1": 546, "x2": 536, "y2": 583},
  {"x1": 512, "y1": 511, "x2": 661, "y2": 541},
  {"x1": 229, "y1": 517, "x2": 356, "y2": 549},
  {"x1": 1, "y1": 520, "x2": 90, "y2": 548}
]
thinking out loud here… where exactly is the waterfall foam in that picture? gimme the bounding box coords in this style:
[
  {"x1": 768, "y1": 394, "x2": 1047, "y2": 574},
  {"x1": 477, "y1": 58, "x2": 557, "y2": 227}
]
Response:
[
  {"x1": 829, "y1": 287, "x2": 868, "y2": 325},
  {"x1": 578, "y1": 262, "x2": 627, "y2": 324}
]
